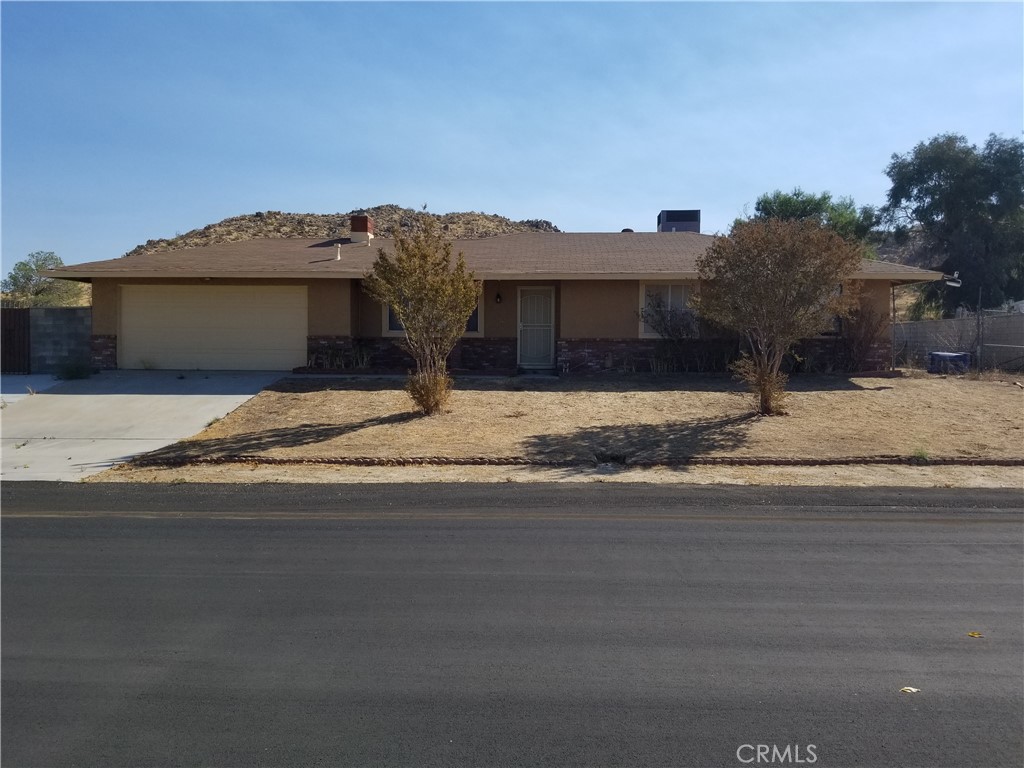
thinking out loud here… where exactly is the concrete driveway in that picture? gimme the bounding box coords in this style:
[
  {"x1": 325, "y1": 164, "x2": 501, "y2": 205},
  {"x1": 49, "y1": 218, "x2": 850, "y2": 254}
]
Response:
[
  {"x1": 0, "y1": 374, "x2": 62, "y2": 405},
  {"x1": 1, "y1": 371, "x2": 285, "y2": 481}
]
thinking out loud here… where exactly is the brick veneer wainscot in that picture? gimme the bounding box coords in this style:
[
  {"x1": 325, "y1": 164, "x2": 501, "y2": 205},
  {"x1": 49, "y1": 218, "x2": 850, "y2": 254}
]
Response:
[
  {"x1": 792, "y1": 337, "x2": 892, "y2": 373},
  {"x1": 459, "y1": 338, "x2": 517, "y2": 372},
  {"x1": 306, "y1": 336, "x2": 355, "y2": 368},
  {"x1": 305, "y1": 336, "x2": 519, "y2": 373},
  {"x1": 90, "y1": 335, "x2": 117, "y2": 370},
  {"x1": 557, "y1": 338, "x2": 744, "y2": 374}
]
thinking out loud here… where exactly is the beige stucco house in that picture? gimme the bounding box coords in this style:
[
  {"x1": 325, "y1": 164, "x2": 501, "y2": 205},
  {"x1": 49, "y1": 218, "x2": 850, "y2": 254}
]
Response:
[{"x1": 48, "y1": 214, "x2": 942, "y2": 374}]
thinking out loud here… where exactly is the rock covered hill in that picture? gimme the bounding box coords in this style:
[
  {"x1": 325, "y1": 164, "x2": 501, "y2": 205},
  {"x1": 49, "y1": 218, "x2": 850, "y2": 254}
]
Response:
[
  {"x1": 874, "y1": 230, "x2": 938, "y2": 270},
  {"x1": 124, "y1": 205, "x2": 561, "y2": 257}
]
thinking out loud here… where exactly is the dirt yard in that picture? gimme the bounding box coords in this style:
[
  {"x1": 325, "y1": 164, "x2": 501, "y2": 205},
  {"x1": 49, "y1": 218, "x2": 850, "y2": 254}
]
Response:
[{"x1": 95, "y1": 373, "x2": 1023, "y2": 487}]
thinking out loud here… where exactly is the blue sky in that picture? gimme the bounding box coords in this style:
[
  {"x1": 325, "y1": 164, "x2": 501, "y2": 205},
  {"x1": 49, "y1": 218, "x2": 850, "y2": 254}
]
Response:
[{"x1": 2, "y1": 1, "x2": 1022, "y2": 272}]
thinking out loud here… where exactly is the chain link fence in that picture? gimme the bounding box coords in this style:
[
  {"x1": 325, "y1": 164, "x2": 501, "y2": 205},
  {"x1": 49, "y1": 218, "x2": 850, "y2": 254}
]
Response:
[{"x1": 893, "y1": 312, "x2": 1024, "y2": 372}]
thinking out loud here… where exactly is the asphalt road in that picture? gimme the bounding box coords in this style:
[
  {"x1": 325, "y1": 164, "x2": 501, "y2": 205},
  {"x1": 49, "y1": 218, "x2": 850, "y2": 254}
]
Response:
[{"x1": 3, "y1": 483, "x2": 1022, "y2": 768}]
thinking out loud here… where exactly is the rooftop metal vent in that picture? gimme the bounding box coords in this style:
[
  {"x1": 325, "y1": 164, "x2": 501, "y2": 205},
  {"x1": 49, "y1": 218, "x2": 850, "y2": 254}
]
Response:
[{"x1": 657, "y1": 210, "x2": 700, "y2": 233}]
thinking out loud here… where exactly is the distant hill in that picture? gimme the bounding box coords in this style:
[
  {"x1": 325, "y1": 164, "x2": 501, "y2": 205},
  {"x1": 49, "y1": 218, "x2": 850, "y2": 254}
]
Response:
[
  {"x1": 124, "y1": 205, "x2": 561, "y2": 257},
  {"x1": 873, "y1": 229, "x2": 939, "y2": 270}
]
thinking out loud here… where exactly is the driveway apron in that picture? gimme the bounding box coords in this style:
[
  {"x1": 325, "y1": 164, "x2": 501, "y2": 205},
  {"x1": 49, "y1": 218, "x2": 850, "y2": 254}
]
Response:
[{"x1": 0, "y1": 371, "x2": 284, "y2": 481}]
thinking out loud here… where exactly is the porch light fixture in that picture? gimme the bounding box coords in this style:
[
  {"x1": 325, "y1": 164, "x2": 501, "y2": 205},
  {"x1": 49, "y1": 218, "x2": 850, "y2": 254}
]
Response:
[{"x1": 495, "y1": 290, "x2": 502, "y2": 304}]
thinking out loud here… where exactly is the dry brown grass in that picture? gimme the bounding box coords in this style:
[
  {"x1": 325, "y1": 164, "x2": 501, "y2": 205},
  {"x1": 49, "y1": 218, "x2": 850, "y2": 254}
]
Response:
[
  {"x1": 102, "y1": 373, "x2": 1023, "y2": 470},
  {"x1": 103, "y1": 462, "x2": 1022, "y2": 488}
]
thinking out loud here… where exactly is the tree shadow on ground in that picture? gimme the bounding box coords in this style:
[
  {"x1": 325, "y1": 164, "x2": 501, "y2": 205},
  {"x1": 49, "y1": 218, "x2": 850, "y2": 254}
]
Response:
[
  {"x1": 133, "y1": 411, "x2": 421, "y2": 464},
  {"x1": 537, "y1": 373, "x2": 891, "y2": 394},
  {"x1": 267, "y1": 377, "x2": 409, "y2": 394},
  {"x1": 782, "y1": 377, "x2": 894, "y2": 393},
  {"x1": 521, "y1": 414, "x2": 755, "y2": 466}
]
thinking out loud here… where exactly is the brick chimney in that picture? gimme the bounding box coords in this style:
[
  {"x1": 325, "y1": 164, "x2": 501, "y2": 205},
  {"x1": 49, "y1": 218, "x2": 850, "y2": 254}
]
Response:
[{"x1": 350, "y1": 214, "x2": 375, "y2": 244}]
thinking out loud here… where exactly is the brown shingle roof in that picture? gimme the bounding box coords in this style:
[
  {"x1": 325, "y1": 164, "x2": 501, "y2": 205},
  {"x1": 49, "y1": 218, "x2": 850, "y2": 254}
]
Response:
[{"x1": 47, "y1": 232, "x2": 944, "y2": 283}]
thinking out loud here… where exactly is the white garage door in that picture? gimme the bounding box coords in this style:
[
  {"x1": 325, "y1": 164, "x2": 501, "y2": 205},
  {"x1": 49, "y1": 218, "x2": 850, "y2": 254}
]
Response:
[{"x1": 119, "y1": 285, "x2": 307, "y2": 370}]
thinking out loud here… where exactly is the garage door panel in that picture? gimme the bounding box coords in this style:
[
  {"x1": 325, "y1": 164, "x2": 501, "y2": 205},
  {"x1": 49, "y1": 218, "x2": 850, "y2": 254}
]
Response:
[{"x1": 119, "y1": 286, "x2": 307, "y2": 370}]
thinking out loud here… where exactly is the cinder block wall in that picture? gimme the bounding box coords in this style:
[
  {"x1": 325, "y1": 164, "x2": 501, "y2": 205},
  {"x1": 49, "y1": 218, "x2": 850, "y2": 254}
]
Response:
[{"x1": 29, "y1": 307, "x2": 92, "y2": 373}]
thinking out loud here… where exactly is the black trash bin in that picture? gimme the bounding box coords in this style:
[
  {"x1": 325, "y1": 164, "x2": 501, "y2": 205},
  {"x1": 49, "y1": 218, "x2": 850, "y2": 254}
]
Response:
[{"x1": 927, "y1": 351, "x2": 971, "y2": 373}]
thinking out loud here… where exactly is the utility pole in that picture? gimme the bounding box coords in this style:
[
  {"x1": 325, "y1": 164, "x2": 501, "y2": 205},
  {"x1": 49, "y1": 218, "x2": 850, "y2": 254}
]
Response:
[{"x1": 890, "y1": 285, "x2": 897, "y2": 371}]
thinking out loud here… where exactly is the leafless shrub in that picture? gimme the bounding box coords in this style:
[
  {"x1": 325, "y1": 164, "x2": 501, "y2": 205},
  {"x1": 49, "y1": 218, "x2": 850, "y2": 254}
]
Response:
[{"x1": 841, "y1": 307, "x2": 889, "y2": 371}]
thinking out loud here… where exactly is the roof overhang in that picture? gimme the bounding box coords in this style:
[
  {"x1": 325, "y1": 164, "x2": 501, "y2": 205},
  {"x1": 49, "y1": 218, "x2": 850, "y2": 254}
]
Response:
[
  {"x1": 44, "y1": 269, "x2": 946, "y2": 283},
  {"x1": 43, "y1": 271, "x2": 94, "y2": 283},
  {"x1": 873, "y1": 270, "x2": 945, "y2": 285}
]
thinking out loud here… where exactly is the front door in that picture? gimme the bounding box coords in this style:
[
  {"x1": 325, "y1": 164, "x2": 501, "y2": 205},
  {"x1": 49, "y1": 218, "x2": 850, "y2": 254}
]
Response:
[{"x1": 518, "y1": 287, "x2": 554, "y2": 369}]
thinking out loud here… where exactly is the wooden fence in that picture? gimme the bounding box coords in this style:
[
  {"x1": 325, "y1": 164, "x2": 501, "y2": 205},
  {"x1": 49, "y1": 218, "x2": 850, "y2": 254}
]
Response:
[{"x1": 1, "y1": 308, "x2": 31, "y2": 373}]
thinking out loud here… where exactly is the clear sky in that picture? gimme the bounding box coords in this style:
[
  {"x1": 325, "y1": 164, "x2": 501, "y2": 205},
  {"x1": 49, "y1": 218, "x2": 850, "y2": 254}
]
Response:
[{"x1": 2, "y1": 1, "x2": 1022, "y2": 272}]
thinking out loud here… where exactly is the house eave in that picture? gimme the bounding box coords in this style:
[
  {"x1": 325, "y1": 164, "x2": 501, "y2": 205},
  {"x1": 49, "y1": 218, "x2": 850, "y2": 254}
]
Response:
[
  {"x1": 44, "y1": 269, "x2": 712, "y2": 281},
  {"x1": 44, "y1": 266, "x2": 946, "y2": 283},
  {"x1": 43, "y1": 270, "x2": 371, "y2": 281},
  {"x1": 866, "y1": 270, "x2": 945, "y2": 284}
]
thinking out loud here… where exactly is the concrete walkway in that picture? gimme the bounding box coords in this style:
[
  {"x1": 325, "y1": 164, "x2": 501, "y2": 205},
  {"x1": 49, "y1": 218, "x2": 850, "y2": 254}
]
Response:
[{"x1": 0, "y1": 370, "x2": 285, "y2": 481}]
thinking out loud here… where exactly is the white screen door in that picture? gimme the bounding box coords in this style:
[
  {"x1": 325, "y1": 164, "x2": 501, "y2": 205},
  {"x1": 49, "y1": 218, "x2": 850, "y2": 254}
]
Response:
[{"x1": 518, "y1": 287, "x2": 554, "y2": 368}]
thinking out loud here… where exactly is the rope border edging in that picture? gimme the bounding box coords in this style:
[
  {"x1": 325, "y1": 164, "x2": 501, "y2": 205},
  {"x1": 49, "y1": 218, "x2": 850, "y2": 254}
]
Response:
[{"x1": 130, "y1": 454, "x2": 1024, "y2": 469}]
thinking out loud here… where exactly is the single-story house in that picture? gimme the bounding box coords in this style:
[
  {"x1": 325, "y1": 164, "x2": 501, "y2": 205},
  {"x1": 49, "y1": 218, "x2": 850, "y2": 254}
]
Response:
[{"x1": 47, "y1": 212, "x2": 942, "y2": 374}]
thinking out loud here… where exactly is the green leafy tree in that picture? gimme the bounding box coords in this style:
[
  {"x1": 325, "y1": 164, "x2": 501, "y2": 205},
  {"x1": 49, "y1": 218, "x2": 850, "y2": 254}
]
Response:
[
  {"x1": 363, "y1": 214, "x2": 480, "y2": 415},
  {"x1": 883, "y1": 133, "x2": 1024, "y2": 313},
  {"x1": 2, "y1": 251, "x2": 89, "y2": 307},
  {"x1": 752, "y1": 188, "x2": 878, "y2": 243},
  {"x1": 695, "y1": 218, "x2": 862, "y2": 415}
]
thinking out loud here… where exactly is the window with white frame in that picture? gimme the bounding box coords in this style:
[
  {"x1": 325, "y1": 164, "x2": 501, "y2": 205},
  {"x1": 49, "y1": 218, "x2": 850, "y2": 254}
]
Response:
[
  {"x1": 383, "y1": 301, "x2": 482, "y2": 337},
  {"x1": 639, "y1": 283, "x2": 694, "y2": 338}
]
